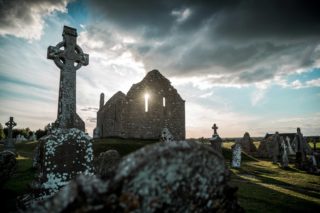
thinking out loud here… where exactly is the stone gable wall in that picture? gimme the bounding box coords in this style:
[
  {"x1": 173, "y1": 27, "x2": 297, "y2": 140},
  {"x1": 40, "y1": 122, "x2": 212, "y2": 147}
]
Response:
[{"x1": 97, "y1": 70, "x2": 185, "y2": 140}]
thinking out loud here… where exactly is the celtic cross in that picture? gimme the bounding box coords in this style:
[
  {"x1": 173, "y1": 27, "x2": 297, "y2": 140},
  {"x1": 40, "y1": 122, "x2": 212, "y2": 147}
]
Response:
[
  {"x1": 212, "y1": 123, "x2": 218, "y2": 135},
  {"x1": 47, "y1": 26, "x2": 88, "y2": 130}
]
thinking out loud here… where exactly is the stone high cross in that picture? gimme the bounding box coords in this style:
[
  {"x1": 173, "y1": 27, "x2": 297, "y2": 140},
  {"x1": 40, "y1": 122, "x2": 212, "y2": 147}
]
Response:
[
  {"x1": 5, "y1": 117, "x2": 17, "y2": 152},
  {"x1": 5, "y1": 117, "x2": 17, "y2": 140},
  {"x1": 47, "y1": 26, "x2": 89, "y2": 130},
  {"x1": 212, "y1": 123, "x2": 218, "y2": 135}
]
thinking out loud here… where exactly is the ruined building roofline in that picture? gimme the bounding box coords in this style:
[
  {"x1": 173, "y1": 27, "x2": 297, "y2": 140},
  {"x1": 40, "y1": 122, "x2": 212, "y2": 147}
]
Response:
[{"x1": 101, "y1": 91, "x2": 125, "y2": 109}]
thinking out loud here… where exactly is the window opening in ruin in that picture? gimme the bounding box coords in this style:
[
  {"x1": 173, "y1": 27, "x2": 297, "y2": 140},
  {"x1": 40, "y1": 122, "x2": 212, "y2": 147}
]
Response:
[
  {"x1": 163, "y1": 97, "x2": 166, "y2": 107},
  {"x1": 145, "y1": 93, "x2": 149, "y2": 112}
]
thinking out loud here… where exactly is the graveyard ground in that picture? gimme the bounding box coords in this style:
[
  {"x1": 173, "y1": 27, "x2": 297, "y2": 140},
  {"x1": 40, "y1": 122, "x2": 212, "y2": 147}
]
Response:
[{"x1": 1, "y1": 140, "x2": 320, "y2": 212}]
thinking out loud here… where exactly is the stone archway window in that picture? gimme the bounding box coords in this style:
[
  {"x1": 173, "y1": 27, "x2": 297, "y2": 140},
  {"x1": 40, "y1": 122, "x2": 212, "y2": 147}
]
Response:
[
  {"x1": 163, "y1": 97, "x2": 166, "y2": 107},
  {"x1": 145, "y1": 93, "x2": 149, "y2": 112}
]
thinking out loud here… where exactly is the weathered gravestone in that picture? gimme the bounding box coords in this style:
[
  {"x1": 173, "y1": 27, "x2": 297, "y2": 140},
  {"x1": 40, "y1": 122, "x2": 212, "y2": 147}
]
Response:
[
  {"x1": 0, "y1": 151, "x2": 17, "y2": 186},
  {"x1": 292, "y1": 128, "x2": 312, "y2": 168},
  {"x1": 239, "y1": 132, "x2": 257, "y2": 154},
  {"x1": 29, "y1": 132, "x2": 37, "y2": 141},
  {"x1": 232, "y1": 140, "x2": 242, "y2": 168},
  {"x1": 4, "y1": 117, "x2": 17, "y2": 153},
  {"x1": 94, "y1": 149, "x2": 121, "y2": 179},
  {"x1": 28, "y1": 141, "x2": 243, "y2": 213},
  {"x1": 272, "y1": 132, "x2": 281, "y2": 164},
  {"x1": 27, "y1": 26, "x2": 92, "y2": 202},
  {"x1": 160, "y1": 127, "x2": 174, "y2": 142},
  {"x1": 255, "y1": 136, "x2": 273, "y2": 158},
  {"x1": 209, "y1": 123, "x2": 222, "y2": 153},
  {"x1": 280, "y1": 137, "x2": 289, "y2": 168},
  {"x1": 16, "y1": 134, "x2": 27, "y2": 143}
]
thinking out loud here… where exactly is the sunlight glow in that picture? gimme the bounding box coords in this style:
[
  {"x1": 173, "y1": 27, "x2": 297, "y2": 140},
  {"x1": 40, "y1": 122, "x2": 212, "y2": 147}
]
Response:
[{"x1": 145, "y1": 93, "x2": 149, "y2": 112}]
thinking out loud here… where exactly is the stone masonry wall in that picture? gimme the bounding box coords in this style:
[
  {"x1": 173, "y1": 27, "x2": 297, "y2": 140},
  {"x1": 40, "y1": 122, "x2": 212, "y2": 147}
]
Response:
[{"x1": 97, "y1": 70, "x2": 185, "y2": 140}]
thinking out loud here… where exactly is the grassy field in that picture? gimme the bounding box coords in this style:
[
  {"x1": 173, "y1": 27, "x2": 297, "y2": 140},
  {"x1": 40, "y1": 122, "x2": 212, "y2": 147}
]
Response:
[{"x1": 1, "y1": 139, "x2": 319, "y2": 212}]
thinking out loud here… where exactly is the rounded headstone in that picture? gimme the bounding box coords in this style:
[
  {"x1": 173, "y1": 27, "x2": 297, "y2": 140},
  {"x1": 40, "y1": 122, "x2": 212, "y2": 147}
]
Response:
[{"x1": 94, "y1": 149, "x2": 121, "y2": 179}]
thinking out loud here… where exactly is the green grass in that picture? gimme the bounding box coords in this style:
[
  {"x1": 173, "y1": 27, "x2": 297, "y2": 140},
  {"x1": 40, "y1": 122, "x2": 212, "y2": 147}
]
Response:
[
  {"x1": 93, "y1": 138, "x2": 157, "y2": 157},
  {"x1": 1, "y1": 139, "x2": 319, "y2": 212},
  {"x1": 223, "y1": 142, "x2": 320, "y2": 212}
]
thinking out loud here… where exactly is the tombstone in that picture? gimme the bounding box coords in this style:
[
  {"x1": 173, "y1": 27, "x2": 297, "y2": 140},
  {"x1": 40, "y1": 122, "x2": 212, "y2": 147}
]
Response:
[
  {"x1": 16, "y1": 134, "x2": 27, "y2": 143},
  {"x1": 0, "y1": 151, "x2": 17, "y2": 186},
  {"x1": 31, "y1": 128, "x2": 94, "y2": 199},
  {"x1": 93, "y1": 127, "x2": 100, "y2": 139},
  {"x1": 209, "y1": 123, "x2": 223, "y2": 153},
  {"x1": 285, "y1": 136, "x2": 295, "y2": 155},
  {"x1": 24, "y1": 26, "x2": 92, "y2": 204},
  {"x1": 28, "y1": 141, "x2": 243, "y2": 212},
  {"x1": 292, "y1": 128, "x2": 312, "y2": 168},
  {"x1": 280, "y1": 137, "x2": 289, "y2": 168},
  {"x1": 29, "y1": 132, "x2": 37, "y2": 141},
  {"x1": 232, "y1": 140, "x2": 242, "y2": 168},
  {"x1": 255, "y1": 136, "x2": 273, "y2": 158},
  {"x1": 47, "y1": 25, "x2": 88, "y2": 131},
  {"x1": 160, "y1": 127, "x2": 174, "y2": 142},
  {"x1": 94, "y1": 149, "x2": 121, "y2": 179},
  {"x1": 239, "y1": 132, "x2": 257, "y2": 154},
  {"x1": 4, "y1": 117, "x2": 17, "y2": 153},
  {"x1": 272, "y1": 132, "x2": 281, "y2": 164}
]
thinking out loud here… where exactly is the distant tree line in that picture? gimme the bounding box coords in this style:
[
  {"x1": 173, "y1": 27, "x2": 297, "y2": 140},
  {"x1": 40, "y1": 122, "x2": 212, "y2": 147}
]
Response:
[{"x1": 0, "y1": 123, "x2": 53, "y2": 140}]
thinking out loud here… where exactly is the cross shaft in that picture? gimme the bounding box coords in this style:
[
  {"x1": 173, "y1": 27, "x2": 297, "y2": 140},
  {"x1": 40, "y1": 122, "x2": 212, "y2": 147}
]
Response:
[{"x1": 47, "y1": 26, "x2": 89, "y2": 130}]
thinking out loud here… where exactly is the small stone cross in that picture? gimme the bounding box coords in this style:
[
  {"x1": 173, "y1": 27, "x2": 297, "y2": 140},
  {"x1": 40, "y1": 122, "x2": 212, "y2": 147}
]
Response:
[
  {"x1": 212, "y1": 123, "x2": 218, "y2": 135},
  {"x1": 47, "y1": 26, "x2": 89, "y2": 129}
]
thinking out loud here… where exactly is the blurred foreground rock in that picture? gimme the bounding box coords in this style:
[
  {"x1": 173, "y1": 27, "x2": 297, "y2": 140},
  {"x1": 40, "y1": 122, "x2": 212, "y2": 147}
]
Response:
[{"x1": 28, "y1": 141, "x2": 243, "y2": 213}]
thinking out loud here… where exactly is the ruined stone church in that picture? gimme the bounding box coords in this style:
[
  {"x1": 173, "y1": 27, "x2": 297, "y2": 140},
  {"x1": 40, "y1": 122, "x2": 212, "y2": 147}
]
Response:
[{"x1": 95, "y1": 70, "x2": 185, "y2": 140}]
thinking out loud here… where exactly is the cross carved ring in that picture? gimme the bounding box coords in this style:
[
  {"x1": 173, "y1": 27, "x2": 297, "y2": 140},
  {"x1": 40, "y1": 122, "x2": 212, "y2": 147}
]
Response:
[{"x1": 47, "y1": 41, "x2": 89, "y2": 70}]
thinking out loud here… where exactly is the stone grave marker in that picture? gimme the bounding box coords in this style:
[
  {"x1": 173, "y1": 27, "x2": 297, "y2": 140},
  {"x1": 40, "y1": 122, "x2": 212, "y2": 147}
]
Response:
[
  {"x1": 239, "y1": 132, "x2": 257, "y2": 154},
  {"x1": 280, "y1": 137, "x2": 289, "y2": 168},
  {"x1": 292, "y1": 128, "x2": 312, "y2": 167},
  {"x1": 47, "y1": 25, "x2": 88, "y2": 131},
  {"x1": 272, "y1": 132, "x2": 281, "y2": 164},
  {"x1": 5, "y1": 117, "x2": 17, "y2": 153},
  {"x1": 209, "y1": 123, "x2": 222, "y2": 153},
  {"x1": 160, "y1": 127, "x2": 174, "y2": 142},
  {"x1": 94, "y1": 149, "x2": 121, "y2": 179},
  {"x1": 0, "y1": 151, "x2": 17, "y2": 186},
  {"x1": 25, "y1": 26, "x2": 93, "y2": 204},
  {"x1": 232, "y1": 140, "x2": 242, "y2": 168}
]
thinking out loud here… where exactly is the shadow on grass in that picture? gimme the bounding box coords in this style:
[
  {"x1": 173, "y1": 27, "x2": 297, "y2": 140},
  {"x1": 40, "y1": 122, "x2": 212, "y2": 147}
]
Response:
[
  {"x1": 233, "y1": 162, "x2": 320, "y2": 199},
  {"x1": 93, "y1": 138, "x2": 157, "y2": 157},
  {"x1": 232, "y1": 174, "x2": 320, "y2": 213}
]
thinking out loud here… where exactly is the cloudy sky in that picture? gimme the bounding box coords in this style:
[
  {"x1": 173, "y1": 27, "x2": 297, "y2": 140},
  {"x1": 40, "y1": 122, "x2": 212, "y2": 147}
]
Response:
[{"x1": 0, "y1": 0, "x2": 319, "y2": 137}]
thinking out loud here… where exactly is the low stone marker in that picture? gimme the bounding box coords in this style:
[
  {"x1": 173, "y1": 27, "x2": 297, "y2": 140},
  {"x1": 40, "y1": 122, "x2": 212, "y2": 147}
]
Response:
[
  {"x1": 28, "y1": 141, "x2": 243, "y2": 212},
  {"x1": 94, "y1": 149, "x2": 121, "y2": 179},
  {"x1": 160, "y1": 127, "x2": 174, "y2": 142}
]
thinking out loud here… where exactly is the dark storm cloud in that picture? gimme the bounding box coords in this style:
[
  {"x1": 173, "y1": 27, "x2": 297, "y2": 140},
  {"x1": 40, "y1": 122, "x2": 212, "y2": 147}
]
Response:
[
  {"x1": 85, "y1": 0, "x2": 320, "y2": 84},
  {"x1": 0, "y1": 0, "x2": 69, "y2": 39}
]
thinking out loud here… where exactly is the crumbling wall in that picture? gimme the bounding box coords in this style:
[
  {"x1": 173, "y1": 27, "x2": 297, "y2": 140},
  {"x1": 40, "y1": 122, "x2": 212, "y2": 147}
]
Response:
[{"x1": 98, "y1": 70, "x2": 185, "y2": 140}]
